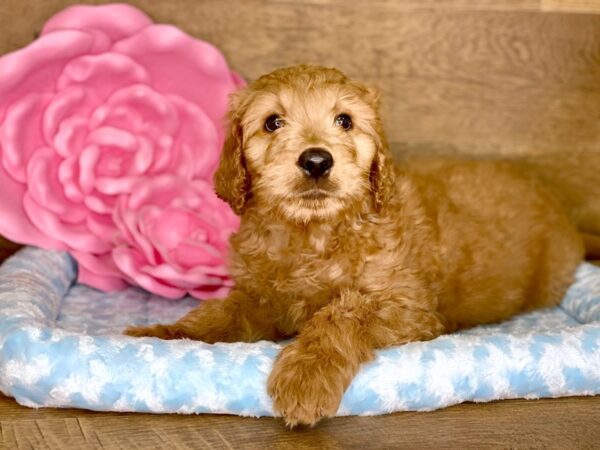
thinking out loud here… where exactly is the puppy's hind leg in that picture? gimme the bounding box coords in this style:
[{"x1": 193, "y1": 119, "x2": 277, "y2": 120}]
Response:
[
  {"x1": 124, "y1": 290, "x2": 282, "y2": 344},
  {"x1": 527, "y1": 211, "x2": 584, "y2": 312}
]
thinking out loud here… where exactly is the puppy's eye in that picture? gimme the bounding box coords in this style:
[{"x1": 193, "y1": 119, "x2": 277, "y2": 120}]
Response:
[
  {"x1": 334, "y1": 113, "x2": 352, "y2": 130},
  {"x1": 264, "y1": 114, "x2": 284, "y2": 132}
]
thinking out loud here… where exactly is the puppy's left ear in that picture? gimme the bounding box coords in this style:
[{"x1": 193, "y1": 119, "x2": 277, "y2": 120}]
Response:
[
  {"x1": 362, "y1": 86, "x2": 396, "y2": 212},
  {"x1": 370, "y1": 136, "x2": 396, "y2": 212}
]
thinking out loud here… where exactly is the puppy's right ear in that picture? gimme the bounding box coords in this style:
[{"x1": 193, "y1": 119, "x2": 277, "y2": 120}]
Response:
[{"x1": 214, "y1": 91, "x2": 250, "y2": 215}]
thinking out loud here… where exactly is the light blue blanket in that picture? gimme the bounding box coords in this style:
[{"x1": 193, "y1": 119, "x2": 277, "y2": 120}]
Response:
[{"x1": 0, "y1": 247, "x2": 598, "y2": 416}]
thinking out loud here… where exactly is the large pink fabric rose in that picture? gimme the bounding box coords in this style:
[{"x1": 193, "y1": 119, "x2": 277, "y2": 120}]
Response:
[{"x1": 0, "y1": 4, "x2": 241, "y2": 298}]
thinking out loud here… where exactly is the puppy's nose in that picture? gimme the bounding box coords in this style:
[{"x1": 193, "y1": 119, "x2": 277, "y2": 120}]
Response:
[{"x1": 297, "y1": 148, "x2": 334, "y2": 179}]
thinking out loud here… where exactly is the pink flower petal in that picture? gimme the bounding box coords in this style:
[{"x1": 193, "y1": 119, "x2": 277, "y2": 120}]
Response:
[
  {"x1": 95, "y1": 176, "x2": 139, "y2": 195},
  {"x1": 113, "y1": 25, "x2": 237, "y2": 129},
  {"x1": 173, "y1": 242, "x2": 225, "y2": 268},
  {"x1": 141, "y1": 264, "x2": 212, "y2": 289},
  {"x1": 87, "y1": 126, "x2": 137, "y2": 150},
  {"x1": 53, "y1": 116, "x2": 89, "y2": 158},
  {"x1": 146, "y1": 260, "x2": 231, "y2": 281},
  {"x1": 113, "y1": 196, "x2": 158, "y2": 265},
  {"x1": 149, "y1": 135, "x2": 174, "y2": 173},
  {"x1": 168, "y1": 141, "x2": 196, "y2": 180},
  {"x1": 0, "y1": 30, "x2": 110, "y2": 115},
  {"x1": 112, "y1": 246, "x2": 186, "y2": 299},
  {"x1": 78, "y1": 264, "x2": 130, "y2": 292},
  {"x1": 57, "y1": 53, "x2": 151, "y2": 104},
  {"x1": 26, "y1": 147, "x2": 87, "y2": 223},
  {"x1": 0, "y1": 149, "x2": 65, "y2": 249},
  {"x1": 71, "y1": 249, "x2": 124, "y2": 278},
  {"x1": 145, "y1": 208, "x2": 191, "y2": 250},
  {"x1": 23, "y1": 192, "x2": 111, "y2": 253},
  {"x1": 189, "y1": 285, "x2": 231, "y2": 300},
  {"x1": 42, "y1": 3, "x2": 152, "y2": 43},
  {"x1": 0, "y1": 92, "x2": 52, "y2": 182},
  {"x1": 78, "y1": 144, "x2": 100, "y2": 195},
  {"x1": 130, "y1": 136, "x2": 154, "y2": 174},
  {"x1": 45, "y1": 90, "x2": 94, "y2": 156},
  {"x1": 90, "y1": 84, "x2": 180, "y2": 139},
  {"x1": 59, "y1": 156, "x2": 84, "y2": 202},
  {"x1": 127, "y1": 174, "x2": 184, "y2": 209},
  {"x1": 168, "y1": 95, "x2": 220, "y2": 179},
  {"x1": 86, "y1": 212, "x2": 117, "y2": 242},
  {"x1": 83, "y1": 194, "x2": 114, "y2": 215}
]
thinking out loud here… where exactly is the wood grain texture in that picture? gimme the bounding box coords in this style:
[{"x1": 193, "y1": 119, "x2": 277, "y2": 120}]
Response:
[
  {"x1": 543, "y1": 0, "x2": 600, "y2": 14},
  {"x1": 2, "y1": 0, "x2": 600, "y2": 156},
  {"x1": 1, "y1": 394, "x2": 599, "y2": 449}
]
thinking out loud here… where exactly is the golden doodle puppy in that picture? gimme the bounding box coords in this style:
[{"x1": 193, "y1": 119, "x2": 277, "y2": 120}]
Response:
[{"x1": 126, "y1": 65, "x2": 584, "y2": 426}]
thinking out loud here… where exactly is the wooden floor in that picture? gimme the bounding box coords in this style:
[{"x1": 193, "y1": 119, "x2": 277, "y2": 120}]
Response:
[{"x1": 1, "y1": 394, "x2": 599, "y2": 449}]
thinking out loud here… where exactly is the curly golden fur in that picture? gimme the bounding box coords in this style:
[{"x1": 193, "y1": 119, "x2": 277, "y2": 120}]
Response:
[{"x1": 126, "y1": 65, "x2": 585, "y2": 427}]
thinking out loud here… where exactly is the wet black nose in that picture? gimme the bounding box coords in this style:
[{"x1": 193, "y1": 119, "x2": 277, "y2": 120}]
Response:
[{"x1": 297, "y1": 148, "x2": 334, "y2": 179}]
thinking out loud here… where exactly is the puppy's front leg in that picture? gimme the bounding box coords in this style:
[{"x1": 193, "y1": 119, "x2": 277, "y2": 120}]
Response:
[
  {"x1": 124, "y1": 290, "x2": 281, "y2": 343},
  {"x1": 267, "y1": 289, "x2": 446, "y2": 427}
]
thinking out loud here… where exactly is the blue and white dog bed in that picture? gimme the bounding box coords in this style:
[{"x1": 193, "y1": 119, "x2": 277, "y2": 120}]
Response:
[{"x1": 0, "y1": 247, "x2": 598, "y2": 416}]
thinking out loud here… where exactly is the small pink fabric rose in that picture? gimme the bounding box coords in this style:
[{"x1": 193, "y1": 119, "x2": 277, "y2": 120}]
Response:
[
  {"x1": 112, "y1": 175, "x2": 237, "y2": 299},
  {"x1": 0, "y1": 4, "x2": 241, "y2": 298}
]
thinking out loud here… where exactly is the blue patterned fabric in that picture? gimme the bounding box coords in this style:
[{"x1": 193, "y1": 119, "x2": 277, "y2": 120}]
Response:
[{"x1": 0, "y1": 247, "x2": 598, "y2": 415}]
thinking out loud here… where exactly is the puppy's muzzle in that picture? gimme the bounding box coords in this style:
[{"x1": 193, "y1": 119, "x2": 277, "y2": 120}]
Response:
[{"x1": 297, "y1": 148, "x2": 334, "y2": 179}]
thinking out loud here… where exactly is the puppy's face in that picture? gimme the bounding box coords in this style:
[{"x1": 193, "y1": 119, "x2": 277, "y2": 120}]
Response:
[{"x1": 215, "y1": 65, "x2": 394, "y2": 222}]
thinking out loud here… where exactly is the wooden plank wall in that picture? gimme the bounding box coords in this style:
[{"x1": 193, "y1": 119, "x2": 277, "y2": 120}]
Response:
[{"x1": 2, "y1": 0, "x2": 600, "y2": 157}]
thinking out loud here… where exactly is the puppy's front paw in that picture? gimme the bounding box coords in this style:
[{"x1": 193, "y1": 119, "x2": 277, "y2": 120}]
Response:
[{"x1": 267, "y1": 343, "x2": 345, "y2": 427}]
